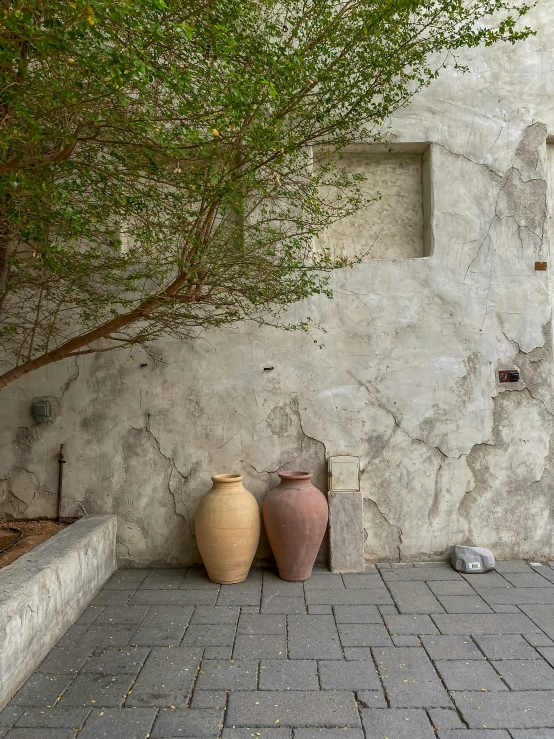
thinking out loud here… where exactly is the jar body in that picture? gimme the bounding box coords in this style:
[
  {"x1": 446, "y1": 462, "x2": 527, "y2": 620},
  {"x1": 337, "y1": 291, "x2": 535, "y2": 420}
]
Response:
[
  {"x1": 195, "y1": 474, "x2": 260, "y2": 584},
  {"x1": 262, "y1": 471, "x2": 328, "y2": 582}
]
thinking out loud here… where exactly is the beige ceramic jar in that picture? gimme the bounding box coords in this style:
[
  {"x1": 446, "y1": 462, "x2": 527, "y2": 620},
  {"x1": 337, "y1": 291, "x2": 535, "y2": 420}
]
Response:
[{"x1": 195, "y1": 473, "x2": 260, "y2": 584}]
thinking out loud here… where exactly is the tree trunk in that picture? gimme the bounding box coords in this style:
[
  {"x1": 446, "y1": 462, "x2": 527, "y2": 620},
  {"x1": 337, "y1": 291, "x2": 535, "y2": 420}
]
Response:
[
  {"x1": 0, "y1": 270, "x2": 196, "y2": 389},
  {"x1": 0, "y1": 297, "x2": 159, "y2": 389}
]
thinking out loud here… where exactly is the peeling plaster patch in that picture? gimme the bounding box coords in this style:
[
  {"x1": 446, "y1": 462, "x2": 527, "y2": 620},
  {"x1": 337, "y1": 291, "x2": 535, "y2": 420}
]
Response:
[{"x1": 363, "y1": 498, "x2": 403, "y2": 562}]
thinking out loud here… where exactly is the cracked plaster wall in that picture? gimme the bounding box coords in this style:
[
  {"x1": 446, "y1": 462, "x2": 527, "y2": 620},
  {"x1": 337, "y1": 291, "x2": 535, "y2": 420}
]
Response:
[{"x1": 2, "y1": 2, "x2": 554, "y2": 565}]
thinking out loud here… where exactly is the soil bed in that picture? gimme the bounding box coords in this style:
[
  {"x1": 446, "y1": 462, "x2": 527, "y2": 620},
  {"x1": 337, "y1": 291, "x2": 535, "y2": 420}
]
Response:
[{"x1": 0, "y1": 519, "x2": 72, "y2": 568}]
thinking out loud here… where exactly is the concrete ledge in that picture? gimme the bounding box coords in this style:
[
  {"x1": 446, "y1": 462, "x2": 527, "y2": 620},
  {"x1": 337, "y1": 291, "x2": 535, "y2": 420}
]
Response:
[{"x1": 0, "y1": 515, "x2": 117, "y2": 709}]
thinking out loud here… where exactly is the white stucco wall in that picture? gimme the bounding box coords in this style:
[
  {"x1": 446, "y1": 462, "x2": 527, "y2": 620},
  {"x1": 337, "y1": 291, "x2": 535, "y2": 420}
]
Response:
[{"x1": 1, "y1": 2, "x2": 554, "y2": 565}]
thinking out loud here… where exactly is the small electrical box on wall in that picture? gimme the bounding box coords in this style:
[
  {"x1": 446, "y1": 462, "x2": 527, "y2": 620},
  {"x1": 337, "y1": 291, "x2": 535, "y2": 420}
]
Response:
[
  {"x1": 31, "y1": 399, "x2": 51, "y2": 423},
  {"x1": 328, "y1": 456, "x2": 360, "y2": 492},
  {"x1": 499, "y1": 370, "x2": 520, "y2": 383}
]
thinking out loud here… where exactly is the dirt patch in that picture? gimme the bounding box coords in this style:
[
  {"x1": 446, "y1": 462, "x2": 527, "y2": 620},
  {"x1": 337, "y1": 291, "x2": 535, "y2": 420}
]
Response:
[{"x1": 0, "y1": 519, "x2": 72, "y2": 568}]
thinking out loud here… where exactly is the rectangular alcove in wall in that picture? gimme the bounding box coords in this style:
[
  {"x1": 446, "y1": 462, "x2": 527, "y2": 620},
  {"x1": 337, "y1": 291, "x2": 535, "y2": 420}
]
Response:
[{"x1": 315, "y1": 143, "x2": 433, "y2": 260}]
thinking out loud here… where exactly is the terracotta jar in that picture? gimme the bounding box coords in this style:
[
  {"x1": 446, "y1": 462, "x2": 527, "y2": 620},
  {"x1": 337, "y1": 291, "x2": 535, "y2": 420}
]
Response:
[
  {"x1": 262, "y1": 470, "x2": 328, "y2": 582},
  {"x1": 195, "y1": 473, "x2": 260, "y2": 584}
]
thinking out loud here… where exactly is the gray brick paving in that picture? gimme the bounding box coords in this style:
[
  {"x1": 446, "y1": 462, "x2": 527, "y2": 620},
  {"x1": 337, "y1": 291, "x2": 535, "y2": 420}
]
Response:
[
  {"x1": 381, "y1": 568, "x2": 462, "y2": 582},
  {"x1": 383, "y1": 614, "x2": 439, "y2": 634},
  {"x1": 342, "y1": 574, "x2": 385, "y2": 589},
  {"x1": 473, "y1": 635, "x2": 541, "y2": 660},
  {"x1": 494, "y1": 562, "x2": 533, "y2": 573},
  {"x1": 258, "y1": 659, "x2": 318, "y2": 690},
  {"x1": 451, "y1": 691, "x2": 554, "y2": 728},
  {"x1": 343, "y1": 647, "x2": 373, "y2": 660},
  {"x1": 524, "y1": 632, "x2": 554, "y2": 647},
  {"x1": 183, "y1": 624, "x2": 237, "y2": 647},
  {"x1": 74, "y1": 623, "x2": 137, "y2": 649},
  {"x1": 80, "y1": 646, "x2": 150, "y2": 674},
  {"x1": 466, "y1": 573, "x2": 512, "y2": 589},
  {"x1": 434, "y1": 660, "x2": 508, "y2": 691},
  {"x1": 428, "y1": 580, "x2": 476, "y2": 595},
  {"x1": 217, "y1": 584, "x2": 262, "y2": 606},
  {"x1": 233, "y1": 634, "x2": 287, "y2": 659},
  {"x1": 222, "y1": 730, "x2": 292, "y2": 739},
  {"x1": 238, "y1": 614, "x2": 286, "y2": 634},
  {"x1": 9, "y1": 673, "x2": 74, "y2": 706},
  {"x1": 131, "y1": 588, "x2": 218, "y2": 605},
  {"x1": 14, "y1": 707, "x2": 90, "y2": 728},
  {"x1": 373, "y1": 647, "x2": 453, "y2": 707},
  {"x1": 387, "y1": 581, "x2": 446, "y2": 613},
  {"x1": 261, "y1": 597, "x2": 307, "y2": 614},
  {"x1": 0, "y1": 706, "x2": 24, "y2": 728},
  {"x1": 392, "y1": 635, "x2": 422, "y2": 646},
  {"x1": 37, "y1": 646, "x2": 95, "y2": 674},
  {"x1": 191, "y1": 690, "x2": 228, "y2": 708},
  {"x1": 76, "y1": 708, "x2": 157, "y2": 738},
  {"x1": 432, "y1": 614, "x2": 541, "y2": 634},
  {"x1": 503, "y1": 574, "x2": 553, "y2": 588},
  {"x1": 55, "y1": 624, "x2": 89, "y2": 647},
  {"x1": 5, "y1": 730, "x2": 77, "y2": 738},
  {"x1": 304, "y1": 589, "x2": 393, "y2": 606},
  {"x1": 204, "y1": 646, "x2": 234, "y2": 659},
  {"x1": 437, "y1": 595, "x2": 494, "y2": 613},
  {"x1": 196, "y1": 660, "x2": 258, "y2": 691},
  {"x1": 360, "y1": 708, "x2": 436, "y2": 738},
  {"x1": 226, "y1": 691, "x2": 360, "y2": 726},
  {"x1": 90, "y1": 590, "x2": 133, "y2": 606},
  {"x1": 139, "y1": 571, "x2": 185, "y2": 589},
  {"x1": 480, "y1": 589, "x2": 554, "y2": 605},
  {"x1": 519, "y1": 606, "x2": 554, "y2": 638},
  {"x1": 539, "y1": 647, "x2": 554, "y2": 667},
  {"x1": 356, "y1": 690, "x2": 387, "y2": 708},
  {"x1": 125, "y1": 647, "x2": 200, "y2": 707},
  {"x1": 491, "y1": 659, "x2": 554, "y2": 690},
  {"x1": 287, "y1": 615, "x2": 343, "y2": 659},
  {"x1": 293, "y1": 731, "x2": 364, "y2": 739},
  {"x1": 337, "y1": 623, "x2": 393, "y2": 648},
  {"x1": 436, "y1": 732, "x2": 511, "y2": 738},
  {"x1": 428, "y1": 708, "x2": 466, "y2": 729},
  {"x1": 94, "y1": 605, "x2": 149, "y2": 624},
  {"x1": 420, "y1": 635, "x2": 484, "y2": 660},
  {"x1": 221, "y1": 726, "x2": 292, "y2": 739},
  {"x1": 333, "y1": 605, "x2": 382, "y2": 623},
  {"x1": 75, "y1": 605, "x2": 105, "y2": 625},
  {"x1": 304, "y1": 575, "x2": 345, "y2": 590},
  {"x1": 131, "y1": 605, "x2": 193, "y2": 646},
  {"x1": 8, "y1": 562, "x2": 554, "y2": 737},
  {"x1": 192, "y1": 606, "x2": 240, "y2": 624},
  {"x1": 59, "y1": 672, "x2": 134, "y2": 707},
  {"x1": 318, "y1": 660, "x2": 380, "y2": 690}
]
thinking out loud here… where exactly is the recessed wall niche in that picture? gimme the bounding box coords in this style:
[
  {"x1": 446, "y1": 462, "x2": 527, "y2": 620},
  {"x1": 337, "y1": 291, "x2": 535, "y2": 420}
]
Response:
[{"x1": 315, "y1": 143, "x2": 432, "y2": 260}]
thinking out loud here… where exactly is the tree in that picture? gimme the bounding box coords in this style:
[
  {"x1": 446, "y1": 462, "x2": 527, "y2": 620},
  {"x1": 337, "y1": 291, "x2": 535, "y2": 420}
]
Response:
[{"x1": 0, "y1": 0, "x2": 533, "y2": 388}]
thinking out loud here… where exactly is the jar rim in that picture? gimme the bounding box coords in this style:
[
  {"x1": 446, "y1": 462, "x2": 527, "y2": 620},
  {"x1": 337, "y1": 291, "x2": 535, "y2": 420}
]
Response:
[
  {"x1": 211, "y1": 473, "x2": 243, "y2": 483},
  {"x1": 278, "y1": 470, "x2": 312, "y2": 480}
]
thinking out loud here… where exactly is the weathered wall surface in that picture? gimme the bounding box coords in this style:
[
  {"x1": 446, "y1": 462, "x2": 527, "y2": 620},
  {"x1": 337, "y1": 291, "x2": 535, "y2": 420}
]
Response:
[{"x1": 1, "y1": 3, "x2": 554, "y2": 565}]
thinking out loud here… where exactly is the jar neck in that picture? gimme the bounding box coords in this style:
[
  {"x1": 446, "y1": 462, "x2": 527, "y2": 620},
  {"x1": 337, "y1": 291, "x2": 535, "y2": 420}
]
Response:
[
  {"x1": 211, "y1": 474, "x2": 244, "y2": 493},
  {"x1": 278, "y1": 471, "x2": 313, "y2": 486}
]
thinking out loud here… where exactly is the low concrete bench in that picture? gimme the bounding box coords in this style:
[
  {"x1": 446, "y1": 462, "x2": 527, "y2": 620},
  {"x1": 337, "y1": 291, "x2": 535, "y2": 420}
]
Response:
[{"x1": 0, "y1": 515, "x2": 117, "y2": 709}]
